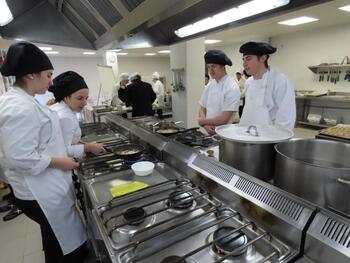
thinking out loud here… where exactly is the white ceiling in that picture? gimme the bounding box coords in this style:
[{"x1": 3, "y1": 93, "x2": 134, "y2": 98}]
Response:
[{"x1": 1, "y1": 0, "x2": 350, "y2": 58}]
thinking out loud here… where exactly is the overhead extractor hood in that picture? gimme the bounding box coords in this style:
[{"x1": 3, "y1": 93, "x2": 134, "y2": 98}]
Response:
[{"x1": 0, "y1": 0, "x2": 332, "y2": 50}]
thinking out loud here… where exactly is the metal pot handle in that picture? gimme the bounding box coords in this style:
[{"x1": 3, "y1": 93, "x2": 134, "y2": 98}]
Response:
[
  {"x1": 337, "y1": 178, "x2": 350, "y2": 185},
  {"x1": 211, "y1": 134, "x2": 222, "y2": 142},
  {"x1": 246, "y1": 125, "x2": 259, "y2": 137}
]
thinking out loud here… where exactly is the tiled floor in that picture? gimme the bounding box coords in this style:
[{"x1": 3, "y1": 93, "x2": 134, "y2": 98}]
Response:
[
  {"x1": 0, "y1": 127, "x2": 319, "y2": 263},
  {"x1": 0, "y1": 200, "x2": 43, "y2": 263}
]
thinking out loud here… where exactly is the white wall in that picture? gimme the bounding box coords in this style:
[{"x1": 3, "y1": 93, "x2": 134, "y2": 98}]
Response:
[
  {"x1": 49, "y1": 56, "x2": 104, "y2": 102},
  {"x1": 270, "y1": 22, "x2": 350, "y2": 92},
  {"x1": 117, "y1": 57, "x2": 171, "y2": 91},
  {"x1": 212, "y1": 22, "x2": 350, "y2": 93}
]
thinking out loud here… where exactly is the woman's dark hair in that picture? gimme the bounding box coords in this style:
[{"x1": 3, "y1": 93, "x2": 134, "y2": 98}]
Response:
[{"x1": 205, "y1": 74, "x2": 209, "y2": 79}]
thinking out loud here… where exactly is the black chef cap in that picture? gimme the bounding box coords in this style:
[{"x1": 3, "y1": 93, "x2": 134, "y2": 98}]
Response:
[
  {"x1": 204, "y1": 50, "x2": 232, "y2": 66},
  {"x1": 49, "y1": 71, "x2": 88, "y2": 102},
  {"x1": 239, "y1": 42, "x2": 277, "y2": 56},
  {"x1": 0, "y1": 41, "x2": 53, "y2": 78}
]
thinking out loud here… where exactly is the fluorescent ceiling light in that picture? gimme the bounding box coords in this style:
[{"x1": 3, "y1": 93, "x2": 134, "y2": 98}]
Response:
[
  {"x1": 278, "y1": 16, "x2": 318, "y2": 26},
  {"x1": 108, "y1": 49, "x2": 121, "y2": 52},
  {"x1": 116, "y1": 52, "x2": 128, "y2": 55},
  {"x1": 129, "y1": 42, "x2": 152, "y2": 49},
  {"x1": 204, "y1": 39, "x2": 222, "y2": 44},
  {"x1": 0, "y1": 0, "x2": 13, "y2": 26},
  {"x1": 14, "y1": 38, "x2": 24, "y2": 41},
  {"x1": 39, "y1": 47, "x2": 52, "y2": 51},
  {"x1": 175, "y1": 0, "x2": 290, "y2": 38},
  {"x1": 45, "y1": 51, "x2": 59, "y2": 55},
  {"x1": 83, "y1": 51, "x2": 96, "y2": 55},
  {"x1": 144, "y1": 53, "x2": 156, "y2": 56},
  {"x1": 338, "y1": 5, "x2": 350, "y2": 12},
  {"x1": 158, "y1": 50, "x2": 171, "y2": 54}
]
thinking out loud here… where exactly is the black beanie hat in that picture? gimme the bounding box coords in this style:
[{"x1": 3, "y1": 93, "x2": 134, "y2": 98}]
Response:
[
  {"x1": 239, "y1": 42, "x2": 277, "y2": 56},
  {"x1": 49, "y1": 71, "x2": 88, "y2": 102},
  {"x1": 204, "y1": 50, "x2": 232, "y2": 66},
  {"x1": 0, "y1": 41, "x2": 53, "y2": 78}
]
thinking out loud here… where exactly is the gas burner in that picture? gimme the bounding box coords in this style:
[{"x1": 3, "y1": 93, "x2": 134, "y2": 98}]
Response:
[
  {"x1": 168, "y1": 191, "x2": 194, "y2": 209},
  {"x1": 212, "y1": 226, "x2": 248, "y2": 257},
  {"x1": 161, "y1": 256, "x2": 186, "y2": 263},
  {"x1": 123, "y1": 207, "x2": 146, "y2": 225}
]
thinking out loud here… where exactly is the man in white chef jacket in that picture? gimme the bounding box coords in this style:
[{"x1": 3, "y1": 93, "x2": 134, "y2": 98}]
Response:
[
  {"x1": 239, "y1": 41, "x2": 296, "y2": 131},
  {"x1": 111, "y1": 72, "x2": 129, "y2": 106},
  {"x1": 198, "y1": 50, "x2": 240, "y2": 135},
  {"x1": 152, "y1": 71, "x2": 165, "y2": 117}
]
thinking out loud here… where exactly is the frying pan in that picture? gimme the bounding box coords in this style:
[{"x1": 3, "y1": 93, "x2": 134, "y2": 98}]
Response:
[
  {"x1": 110, "y1": 143, "x2": 145, "y2": 159},
  {"x1": 155, "y1": 126, "x2": 199, "y2": 136}
]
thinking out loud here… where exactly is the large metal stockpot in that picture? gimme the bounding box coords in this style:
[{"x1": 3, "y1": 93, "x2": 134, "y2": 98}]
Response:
[
  {"x1": 215, "y1": 124, "x2": 293, "y2": 181},
  {"x1": 274, "y1": 138, "x2": 350, "y2": 217}
]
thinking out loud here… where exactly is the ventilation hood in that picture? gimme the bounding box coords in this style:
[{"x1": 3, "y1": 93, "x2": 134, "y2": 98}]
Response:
[{"x1": 0, "y1": 0, "x2": 332, "y2": 50}]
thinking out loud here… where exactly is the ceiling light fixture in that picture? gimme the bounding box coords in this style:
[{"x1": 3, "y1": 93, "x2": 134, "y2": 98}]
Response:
[
  {"x1": 174, "y1": 0, "x2": 290, "y2": 38},
  {"x1": 0, "y1": 0, "x2": 13, "y2": 26},
  {"x1": 158, "y1": 50, "x2": 171, "y2": 54},
  {"x1": 108, "y1": 49, "x2": 121, "y2": 52},
  {"x1": 144, "y1": 53, "x2": 156, "y2": 56},
  {"x1": 39, "y1": 47, "x2": 53, "y2": 51},
  {"x1": 83, "y1": 51, "x2": 96, "y2": 55},
  {"x1": 204, "y1": 39, "x2": 222, "y2": 44},
  {"x1": 45, "y1": 51, "x2": 59, "y2": 55},
  {"x1": 116, "y1": 52, "x2": 128, "y2": 55},
  {"x1": 338, "y1": 5, "x2": 350, "y2": 12},
  {"x1": 278, "y1": 16, "x2": 319, "y2": 26}
]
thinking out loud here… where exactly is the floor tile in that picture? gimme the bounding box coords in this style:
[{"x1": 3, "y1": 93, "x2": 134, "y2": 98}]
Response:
[
  {"x1": 0, "y1": 214, "x2": 27, "y2": 245},
  {"x1": 23, "y1": 251, "x2": 44, "y2": 263},
  {"x1": 24, "y1": 231, "x2": 42, "y2": 256},
  {"x1": 1, "y1": 257, "x2": 23, "y2": 263},
  {"x1": 0, "y1": 236, "x2": 25, "y2": 263}
]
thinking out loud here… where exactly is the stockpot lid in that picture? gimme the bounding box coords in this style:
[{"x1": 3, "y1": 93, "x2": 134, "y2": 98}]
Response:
[{"x1": 215, "y1": 124, "x2": 293, "y2": 144}]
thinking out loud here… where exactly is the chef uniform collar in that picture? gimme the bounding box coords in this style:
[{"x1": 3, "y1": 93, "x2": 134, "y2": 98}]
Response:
[
  {"x1": 49, "y1": 71, "x2": 88, "y2": 102},
  {"x1": 0, "y1": 41, "x2": 53, "y2": 78},
  {"x1": 204, "y1": 50, "x2": 232, "y2": 66},
  {"x1": 239, "y1": 42, "x2": 277, "y2": 56}
]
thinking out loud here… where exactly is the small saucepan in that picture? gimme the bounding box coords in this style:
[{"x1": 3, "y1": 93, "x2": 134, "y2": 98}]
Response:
[{"x1": 112, "y1": 143, "x2": 145, "y2": 159}]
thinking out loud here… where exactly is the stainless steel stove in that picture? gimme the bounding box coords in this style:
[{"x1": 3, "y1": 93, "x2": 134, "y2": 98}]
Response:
[
  {"x1": 79, "y1": 152, "x2": 157, "y2": 180},
  {"x1": 87, "y1": 167, "x2": 297, "y2": 263},
  {"x1": 171, "y1": 129, "x2": 217, "y2": 149}
]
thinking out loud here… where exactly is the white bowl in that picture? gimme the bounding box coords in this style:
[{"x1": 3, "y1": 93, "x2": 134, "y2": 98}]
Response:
[{"x1": 131, "y1": 161, "x2": 155, "y2": 176}]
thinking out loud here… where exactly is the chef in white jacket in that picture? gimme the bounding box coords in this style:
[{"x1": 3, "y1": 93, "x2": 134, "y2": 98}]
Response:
[
  {"x1": 0, "y1": 42, "x2": 87, "y2": 263},
  {"x1": 111, "y1": 72, "x2": 129, "y2": 106},
  {"x1": 239, "y1": 41, "x2": 296, "y2": 131},
  {"x1": 152, "y1": 72, "x2": 165, "y2": 117},
  {"x1": 199, "y1": 50, "x2": 240, "y2": 135},
  {"x1": 49, "y1": 71, "x2": 106, "y2": 159}
]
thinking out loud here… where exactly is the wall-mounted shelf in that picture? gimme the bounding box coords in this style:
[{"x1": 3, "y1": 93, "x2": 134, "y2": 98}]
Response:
[{"x1": 308, "y1": 64, "x2": 350, "y2": 74}]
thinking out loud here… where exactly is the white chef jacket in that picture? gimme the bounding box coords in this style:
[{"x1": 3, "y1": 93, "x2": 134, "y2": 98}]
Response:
[
  {"x1": 111, "y1": 82, "x2": 125, "y2": 106},
  {"x1": 240, "y1": 67, "x2": 296, "y2": 131},
  {"x1": 238, "y1": 78, "x2": 246, "y2": 98},
  {"x1": 153, "y1": 79, "x2": 165, "y2": 107},
  {"x1": 199, "y1": 74, "x2": 240, "y2": 120},
  {"x1": 50, "y1": 101, "x2": 84, "y2": 159},
  {"x1": 0, "y1": 87, "x2": 86, "y2": 254}
]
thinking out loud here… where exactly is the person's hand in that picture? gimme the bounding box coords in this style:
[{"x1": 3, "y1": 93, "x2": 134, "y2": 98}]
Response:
[
  {"x1": 50, "y1": 157, "x2": 79, "y2": 171},
  {"x1": 85, "y1": 143, "x2": 107, "y2": 155},
  {"x1": 204, "y1": 125, "x2": 216, "y2": 135},
  {"x1": 198, "y1": 117, "x2": 206, "y2": 127}
]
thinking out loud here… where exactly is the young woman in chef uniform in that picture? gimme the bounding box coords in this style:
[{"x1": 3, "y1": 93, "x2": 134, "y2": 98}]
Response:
[
  {"x1": 49, "y1": 71, "x2": 106, "y2": 159},
  {"x1": 0, "y1": 42, "x2": 87, "y2": 263}
]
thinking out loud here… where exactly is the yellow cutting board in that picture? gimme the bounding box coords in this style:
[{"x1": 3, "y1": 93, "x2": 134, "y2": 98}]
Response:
[{"x1": 110, "y1": 181, "x2": 149, "y2": 197}]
